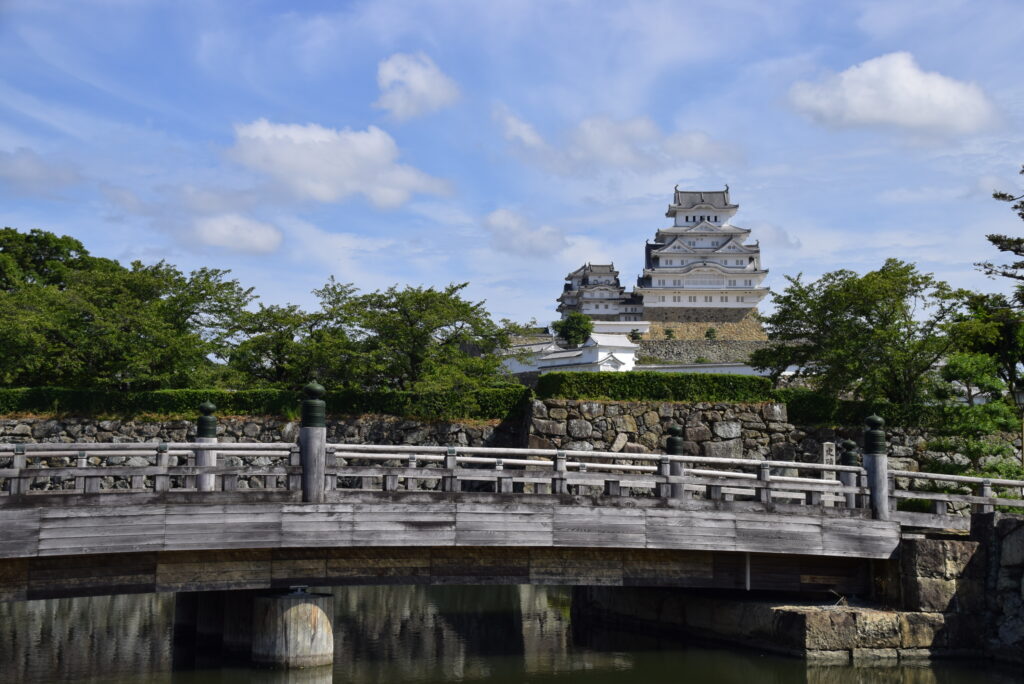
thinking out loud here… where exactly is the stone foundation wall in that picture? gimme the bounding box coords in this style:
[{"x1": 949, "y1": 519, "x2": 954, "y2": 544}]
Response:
[
  {"x1": 0, "y1": 414, "x2": 522, "y2": 448},
  {"x1": 643, "y1": 306, "x2": 756, "y2": 323},
  {"x1": 528, "y1": 399, "x2": 791, "y2": 458},
  {"x1": 643, "y1": 310, "x2": 767, "y2": 340},
  {"x1": 637, "y1": 339, "x2": 770, "y2": 363}
]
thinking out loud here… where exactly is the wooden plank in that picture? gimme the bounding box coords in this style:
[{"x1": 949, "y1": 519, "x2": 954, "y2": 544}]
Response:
[
  {"x1": 553, "y1": 506, "x2": 645, "y2": 549},
  {"x1": 155, "y1": 549, "x2": 272, "y2": 592}
]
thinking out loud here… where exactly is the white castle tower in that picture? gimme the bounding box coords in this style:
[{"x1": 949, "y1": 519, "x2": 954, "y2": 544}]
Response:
[{"x1": 633, "y1": 186, "x2": 769, "y2": 323}]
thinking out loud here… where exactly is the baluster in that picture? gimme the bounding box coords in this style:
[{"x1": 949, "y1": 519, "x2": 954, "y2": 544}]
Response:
[
  {"x1": 406, "y1": 453, "x2": 418, "y2": 491},
  {"x1": 839, "y1": 440, "x2": 859, "y2": 508},
  {"x1": 666, "y1": 426, "x2": 687, "y2": 498},
  {"x1": 805, "y1": 488, "x2": 822, "y2": 506},
  {"x1": 757, "y1": 462, "x2": 772, "y2": 504},
  {"x1": 10, "y1": 445, "x2": 27, "y2": 495},
  {"x1": 323, "y1": 447, "x2": 336, "y2": 492},
  {"x1": 154, "y1": 443, "x2": 170, "y2": 493},
  {"x1": 552, "y1": 451, "x2": 568, "y2": 495},
  {"x1": 657, "y1": 456, "x2": 672, "y2": 498},
  {"x1": 288, "y1": 446, "x2": 302, "y2": 491},
  {"x1": 496, "y1": 458, "x2": 513, "y2": 494},
  {"x1": 603, "y1": 479, "x2": 621, "y2": 496},
  {"x1": 973, "y1": 479, "x2": 995, "y2": 514},
  {"x1": 706, "y1": 483, "x2": 723, "y2": 501},
  {"x1": 442, "y1": 447, "x2": 460, "y2": 493},
  {"x1": 130, "y1": 447, "x2": 146, "y2": 490},
  {"x1": 75, "y1": 451, "x2": 88, "y2": 492},
  {"x1": 857, "y1": 472, "x2": 870, "y2": 509}
]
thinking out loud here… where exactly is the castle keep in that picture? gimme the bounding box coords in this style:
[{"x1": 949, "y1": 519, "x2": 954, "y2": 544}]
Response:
[{"x1": 557, "y1": 186, "x2": 769, "y2": 328}]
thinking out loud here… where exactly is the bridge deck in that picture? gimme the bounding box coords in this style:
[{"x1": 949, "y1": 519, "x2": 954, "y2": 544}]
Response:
[{"x1": 0, "y1": 491, "x2": 898, "y2": 562}]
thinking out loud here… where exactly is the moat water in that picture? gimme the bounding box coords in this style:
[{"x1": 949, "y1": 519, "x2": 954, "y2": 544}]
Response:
[{"x1": 0, "y1": 586, "x2": 1017, "y2": 683}]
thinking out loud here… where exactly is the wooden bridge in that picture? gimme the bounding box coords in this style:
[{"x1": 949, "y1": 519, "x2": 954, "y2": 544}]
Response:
[{"x1": 2, "y1": 415, "x2": 1022, "y2": 603}]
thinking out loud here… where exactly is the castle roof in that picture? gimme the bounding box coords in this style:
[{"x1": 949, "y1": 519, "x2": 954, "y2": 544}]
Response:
[{"x1": 666, "y1": 186, "x2": 737, "y2": 217}]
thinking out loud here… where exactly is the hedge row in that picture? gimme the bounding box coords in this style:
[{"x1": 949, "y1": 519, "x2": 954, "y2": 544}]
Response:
[
  {"x1": 536, "y1": 371, "x2": 774, "y2": 403},
  {"x1": 0, "y1": 386, "x2": 532, "y2": 421}
]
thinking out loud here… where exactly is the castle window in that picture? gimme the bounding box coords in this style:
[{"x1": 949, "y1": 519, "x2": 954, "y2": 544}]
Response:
[
  {"x1": 688, "y1": 296, "x2": 696, "y2": 303},
  {"x1": 745, "y1": 279, "x2": 752, "y2": 286},
  {"x1": 720, "y1": 296, "x2": 728, "y2": 302},
  {"x1": 672, "y1": 296, "x2": 681, "y2": 303},
  {"x1": 728, "y1": 279, "x2": 736, "y2": 287},
  {"x1": 658, "y1": 279, "x2": 665, "y2": 286},
  {"x1": 735, "y1": 259, "x2": 743, "y2": 265},
  {"x1": 704, "y1": 295, "x2": 712, "y2": 303},
  {"x1": 736, "y1": 296, "x2": 745, "y2": 302},
  {"x1": 659, "y1": 296, "x2": 665, "y2": 302},
  {"x1": 673, "y1": 279, "x2": 681, "y2": 286}
]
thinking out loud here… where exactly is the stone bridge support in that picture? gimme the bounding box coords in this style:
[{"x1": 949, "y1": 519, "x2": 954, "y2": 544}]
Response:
[{"x1": 172, "y1": 589, "x2": 335, "y2": 669}]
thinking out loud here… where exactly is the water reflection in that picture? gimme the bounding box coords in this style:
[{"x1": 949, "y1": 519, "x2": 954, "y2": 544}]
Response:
[{"x1": 0, "y1": 586, "x2": 1018, "y2": 683}]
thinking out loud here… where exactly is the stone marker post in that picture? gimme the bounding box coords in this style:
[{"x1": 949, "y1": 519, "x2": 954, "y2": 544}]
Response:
[
  {"x1": 195, "y1": 401, "x2": 218, "y2": 492},
  {"x1": 666, "y1": 425, "x2": 686, "y2": 499},
  {"x1": 838, "y1": 439, "x2": 859, "y2": 509},
  {"x1": 863, "y1": 415, "x2": 890, "y2": 521},
  {"x1": 299, "y1": 382, "x2": 327, "y2": 504}
]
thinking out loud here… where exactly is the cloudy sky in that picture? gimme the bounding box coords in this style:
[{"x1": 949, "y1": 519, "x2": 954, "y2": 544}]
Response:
[{"x1": 1, "y1": 0, "x2": 1022, "y2": 322}]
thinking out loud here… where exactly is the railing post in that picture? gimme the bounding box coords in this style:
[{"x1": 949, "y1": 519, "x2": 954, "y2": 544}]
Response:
[
  {"x1": 552, "y1": 451, "x2": 568, "y2": 495},
  {"x1": 299, "y1": 382, "x2": 327, "y2": 504},
  {"x1": 974, "y1": 479, "x2": 995, "y2": 514},
  {"x1": 154, "y1": 443, "x2": 170, "y2": 492},
  {"x1": 757, "y1": 462, "x2": 771, "y2": 504},
  {"x1": 406, "y1": 453, "x2": 418, "y2": 491},
  {"x1": 839, "y1": 439, "x2": 859, "y2": 509},
  {"x1": 666, "y1": 425, "x2": 686, "y2": 499},
  {"x1": 657, "y1": 456, "x2": 672, "y2": 498},
  {"x1": 11, "y1": 445, "x2": 26, "y2": 495},
  {"x1": 863, "y1": 415, "x2": 890, "y2": 521},
  {"x1": 496, "y1": 458, "x2": 513, "y2": 494},
  {"x1": 195, "y1": 401, "x2": 218, "y2": 492},
  {"x1": 442, "y1": 447, "x2": 459, "y2": 492}
]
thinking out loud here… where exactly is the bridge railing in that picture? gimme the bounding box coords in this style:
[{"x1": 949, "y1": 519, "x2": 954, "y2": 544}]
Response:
[
  {"x1": 6, "y1": 386, "x2": 1024, "y2": 525},
  {"x1": 0, "y1": 439, "x2": 870, "y2": 509}
]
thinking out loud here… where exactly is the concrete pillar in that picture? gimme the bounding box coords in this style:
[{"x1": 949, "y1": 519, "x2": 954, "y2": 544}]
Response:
[{"x1": 252, "y1": 591, "x2": 334, "y2": 668}]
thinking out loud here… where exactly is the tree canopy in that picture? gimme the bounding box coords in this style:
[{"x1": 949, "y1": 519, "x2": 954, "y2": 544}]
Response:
[
  {"x1": 0, "y1": 227, "x2": 520, "y2": 393},
  {"x1": 750, "y1": 259, "x2": 971, "y2": 407},
  {"x1": 551, "y1": 312, "x2": 593, "y2": 346}
]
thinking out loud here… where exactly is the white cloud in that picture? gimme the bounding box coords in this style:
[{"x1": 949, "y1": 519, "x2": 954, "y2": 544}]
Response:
[
  {"x1": 230, "y1": 119, "x2": 449, "y2": 208},
  {"x1": 0, "y1": 147, "x2": 80, "y2": 194},
  {"x1": 193, "y1": 213, "x2": 283, "y2": 254},
  {"x1": 484, "y1": 208, "x2": 567, "y2": 256},
  {"x1": 790, "y1": 52, "x2": 997, "y2": 135},
  {"x1": 494, "y1": 105, "x2": 733, "y2": 182},
  {"x1": 493, "y1": 104, "x2": 546, "y2": 150},
  {"x1": 373, "y1": 53, "x2": 460, "y2": 121}
]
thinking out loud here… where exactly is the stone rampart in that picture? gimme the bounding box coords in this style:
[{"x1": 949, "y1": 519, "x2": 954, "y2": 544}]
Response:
[{"x1": 637, "y1": 339, "x2": 770, "y2": 363}]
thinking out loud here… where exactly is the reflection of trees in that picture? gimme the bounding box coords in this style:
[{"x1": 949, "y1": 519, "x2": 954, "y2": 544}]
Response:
[{"x1": 0, "y1": 593, "x2": 173, "y2": 683}]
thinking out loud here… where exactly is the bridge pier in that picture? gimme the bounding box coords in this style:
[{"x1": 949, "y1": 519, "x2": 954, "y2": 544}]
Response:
[{"x1": 252, "y1": 590, "x2": 335, "y2": 668}]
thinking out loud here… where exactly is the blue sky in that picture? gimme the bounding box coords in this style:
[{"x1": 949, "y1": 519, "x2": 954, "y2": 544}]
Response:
[{"x1": 1, "y1": 0, "x2": 1023, "y2": 323}]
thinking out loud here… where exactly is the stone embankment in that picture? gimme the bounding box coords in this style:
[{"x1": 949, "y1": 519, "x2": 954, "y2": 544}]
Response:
[
  {"x1": 0, "y1": 403, "x2": 947, "y2": 474},
  {"x1": 577, "y1": 515, "x2": 1024, "y2": 664},
  {"x1": 527, "y1": 400, "x2": 792, "y2": 459},
  {"x1": 636, "y1": 340, "x2": 770, "y2": 364}
]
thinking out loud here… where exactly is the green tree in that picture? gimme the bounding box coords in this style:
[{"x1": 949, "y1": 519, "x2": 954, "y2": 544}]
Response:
[
  {"x1": 976, "y1": 164, "x2": 1024, "y2": 281},
  {"x1": 751, "y1": 259, "x2": 970, "y2": 408},
  {"x1": 936, "y1": 352, "x2": 1005, "y2": 406},
  {"x1": 0, "y1": 229, "x2": 254, "y2": 389},
  {"x1": 349, "y1": 283, "x2": 512, "y2": 391},
  {"x1": 552, "y1": 312, "x2": 593, "y2": 346}
]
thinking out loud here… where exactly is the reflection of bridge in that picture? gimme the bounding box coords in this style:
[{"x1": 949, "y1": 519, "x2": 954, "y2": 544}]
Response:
[{"x1": 3, "y1": 395, "x2": 1023, "y2": 666}]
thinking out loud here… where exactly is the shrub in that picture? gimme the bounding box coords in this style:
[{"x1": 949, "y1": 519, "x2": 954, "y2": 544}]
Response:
[{"x1": 535, "y1": 371, "x2": 774, "y2": 402}]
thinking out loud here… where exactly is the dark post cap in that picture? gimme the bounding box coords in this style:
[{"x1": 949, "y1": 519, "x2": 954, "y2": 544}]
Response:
[
  {"x1": 667, "y1": 425, "x2": 683, "y2": 437},
  {"x1": 197, "y1": 400, "x2": 218, "y2": 439},
  {"x1": 301, "y1": 381, "x2": 327, "y2": 428},
  {"x1": 303, "y1": 382, "x2": 326, "y2": 400},
  {"x1": 865, "y1": 415, "x2": 885, "y2": 430},
  {"x1": 864, "y1": 415, "x2": 886, "y2": 455}
]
